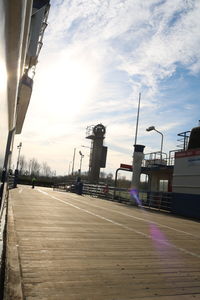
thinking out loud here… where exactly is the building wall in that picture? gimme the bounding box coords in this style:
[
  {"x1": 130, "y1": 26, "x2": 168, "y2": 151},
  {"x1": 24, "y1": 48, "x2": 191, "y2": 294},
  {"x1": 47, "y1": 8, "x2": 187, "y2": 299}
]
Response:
[
  {"x1": 0, "y1": 0, "x2": 8, "y2": 171},
  {"x1": 0, "y1": 1, "x2": 34, "y2": 293},
  {"x1": 172, "y1": 148, "x2": 200, "y2": 219},
  {"x1": 173, "y1": 149, "x2": 200, "y2": 194}
]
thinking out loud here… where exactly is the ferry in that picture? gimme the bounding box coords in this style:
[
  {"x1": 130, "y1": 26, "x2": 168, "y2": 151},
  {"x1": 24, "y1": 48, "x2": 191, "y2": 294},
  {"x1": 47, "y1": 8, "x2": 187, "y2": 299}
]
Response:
[{"x1": 0, "y1": 0, "x2": 50, "y2": 295}]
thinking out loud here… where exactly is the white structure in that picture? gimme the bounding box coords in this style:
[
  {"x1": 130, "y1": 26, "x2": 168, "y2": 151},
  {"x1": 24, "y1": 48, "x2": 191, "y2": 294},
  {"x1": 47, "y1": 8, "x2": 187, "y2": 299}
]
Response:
[
  {"x1": 86, "y1": 124, "x2": 107, "y2": 183},
  {"x1": 0, "y1": 0, "x2": 50, "y2": 291},
  {"x1": 131, "y1": 144, "x2": 145, "y2": 204}
]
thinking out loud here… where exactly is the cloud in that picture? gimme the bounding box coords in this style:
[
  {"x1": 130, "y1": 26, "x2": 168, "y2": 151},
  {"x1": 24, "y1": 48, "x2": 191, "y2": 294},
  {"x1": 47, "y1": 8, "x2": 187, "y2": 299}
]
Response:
[
  {"x1": 13, "y1": 0, "x2": 200, "y2": 175},
  {"x1": 45, "y1": 0, "x2": 200, "y2": 101},
  {"x1": 117, "y1": 1, "x2": 200, "y2": 92}
]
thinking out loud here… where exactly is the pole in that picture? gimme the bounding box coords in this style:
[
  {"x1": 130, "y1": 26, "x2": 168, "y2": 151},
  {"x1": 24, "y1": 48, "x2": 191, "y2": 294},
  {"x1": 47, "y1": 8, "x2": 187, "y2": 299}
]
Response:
[
  {"x1": 71, "y1": 148, "x2": 76, "y2": 175},
  {"x1": 134, "y1": 92, "x2": 141, "y2": 145},
  {"x1": 154, "y1": 129, "x2": 163, "y2": 161},
  {"x1": 79, "y1": 154, "x2": 84, "y2": 175},
  {"x1": 16, "y1": 142, "x2": 22, "y2": 170},
  {"x1": 68, "y1": 162, "x2": 71, "y2": 175},
  {"x1": 80, "y1": 156, "x2": 82, "y2": 174}
]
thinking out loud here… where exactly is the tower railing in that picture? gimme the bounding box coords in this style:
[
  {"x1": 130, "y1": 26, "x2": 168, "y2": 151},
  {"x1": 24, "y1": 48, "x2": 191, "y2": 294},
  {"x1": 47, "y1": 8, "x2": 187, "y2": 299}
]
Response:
[
  {"x1": 177, "y1": 130, "x2": 190, "y2": 150},
  {"x1": 86, "y1": 125, "x2": 95, "y2": 138},
  {"x1": 142, "y1": 151, "x2": 168, "y2": 167}
]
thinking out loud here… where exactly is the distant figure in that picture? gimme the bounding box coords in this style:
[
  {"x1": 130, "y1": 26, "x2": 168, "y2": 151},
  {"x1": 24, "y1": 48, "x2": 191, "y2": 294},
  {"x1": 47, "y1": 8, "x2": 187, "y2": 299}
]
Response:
[
  {"x1": 32, "y1": 177, "x2": 36, "y2": 189},
  {"x1": 76, "y1": 177, "x2": 83, "y2": 195},
  {"x1": 76, "y1": 176, "x2": 81, "y2": 183},
  {"x1": 14, "y1": 169, "x2": 19, "y2": 188},
  {"x1": 103, "y1": 184, "x2": 109, "y2": 196},
  {"x1": 78, "y1": 181, "x2": 83, "y2": 195}
]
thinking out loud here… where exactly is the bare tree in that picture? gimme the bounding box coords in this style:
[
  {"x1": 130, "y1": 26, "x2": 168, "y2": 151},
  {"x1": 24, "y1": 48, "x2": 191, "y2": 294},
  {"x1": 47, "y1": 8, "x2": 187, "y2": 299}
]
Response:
[
  {"x1": 19, "y1": 155, "x2": 27, "y2": 175},
  {"x1": 107, "y1": 173, "x2": 113, "y2": 180},
  {"x1": 41, "y1": 162, "x2": 52, "y2": 177},
  {"x1": 27, "y1": 159, "x2": 32, "y2": 175},
  {"x1": 29, "y1": 158, "x2": 41, "y2": 176},
  {"x1": 100, "y1": 172, "x2": 106, "y2": 179}
]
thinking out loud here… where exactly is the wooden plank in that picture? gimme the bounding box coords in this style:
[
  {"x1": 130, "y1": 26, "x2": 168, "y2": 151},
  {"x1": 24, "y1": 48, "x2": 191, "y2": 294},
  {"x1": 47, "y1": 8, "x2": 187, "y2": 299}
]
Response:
[{"x1": 5, "y1": 186, "x2": 200, "y2": 299}]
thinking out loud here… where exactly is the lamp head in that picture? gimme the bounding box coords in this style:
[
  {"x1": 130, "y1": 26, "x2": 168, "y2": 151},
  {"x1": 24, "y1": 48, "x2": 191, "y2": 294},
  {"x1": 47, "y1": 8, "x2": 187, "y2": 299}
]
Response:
[{"x1": 146, "y1": 126, "x2": 155, "y2": 132}]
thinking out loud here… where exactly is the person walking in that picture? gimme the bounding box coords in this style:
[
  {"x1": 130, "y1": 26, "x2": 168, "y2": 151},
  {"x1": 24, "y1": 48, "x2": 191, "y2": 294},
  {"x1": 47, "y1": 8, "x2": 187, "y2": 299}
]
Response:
[{"x1": 31, "y1": 177, "x2": 36, "y2": 189}]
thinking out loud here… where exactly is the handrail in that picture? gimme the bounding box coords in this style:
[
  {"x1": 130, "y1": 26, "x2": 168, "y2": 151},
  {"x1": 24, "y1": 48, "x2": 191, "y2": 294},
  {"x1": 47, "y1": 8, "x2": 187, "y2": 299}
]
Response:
[{"x1": 53, "y1": 183, "x2": 172, "y2": 212}]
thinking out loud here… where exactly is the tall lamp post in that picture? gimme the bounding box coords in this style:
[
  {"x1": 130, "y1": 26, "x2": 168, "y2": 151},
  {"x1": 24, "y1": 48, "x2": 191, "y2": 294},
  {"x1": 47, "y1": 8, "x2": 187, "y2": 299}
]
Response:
[
  {"x1": 16, "y1": 142, "x2": 22, "y2": 170},
  {"x1": 14, "y1": 142, "x2": 22, "y2": 188},
  {"x1": 79, "y1": 151, "x2": 84, "y2": 175},
  {"x1": 81, "y1": 145, "x2": 91, "y2": 178},
  {"x1": 68, "y1": 161, "x2": 72, "y2": 175},
  {"x1": 71, "y1": 148, "x2": 76, "y2": 176},
  {"x1": 146, "y1": 126, "x2": 163, "y2": 161}
]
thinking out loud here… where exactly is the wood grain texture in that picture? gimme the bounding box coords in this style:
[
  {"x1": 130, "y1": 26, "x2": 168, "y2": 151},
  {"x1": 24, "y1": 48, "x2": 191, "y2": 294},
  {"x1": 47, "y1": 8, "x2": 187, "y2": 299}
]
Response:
[{"x1": 5, "y1": 186, "x2": 200, "y2": 300}]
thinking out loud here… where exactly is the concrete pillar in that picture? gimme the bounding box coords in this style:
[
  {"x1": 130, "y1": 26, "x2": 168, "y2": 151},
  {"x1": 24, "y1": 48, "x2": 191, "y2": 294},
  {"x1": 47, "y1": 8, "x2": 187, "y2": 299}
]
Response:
[
  {"x1": 130, "y1": 144, "x2": 145, "y2": 205},
  {"x1": 149, "y1": 174, "x2": 159, "y2": 192},
  {"x1": 86, "y1": 124, "x2": 106, "y2": 183},
  {"x1": 89, "y1": 137, "x2": 104, "y2": 183}
]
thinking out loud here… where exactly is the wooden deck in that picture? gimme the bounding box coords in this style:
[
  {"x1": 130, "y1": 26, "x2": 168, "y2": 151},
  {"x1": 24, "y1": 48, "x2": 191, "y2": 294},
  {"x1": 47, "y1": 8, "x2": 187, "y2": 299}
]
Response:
[{"x1": 4, "y1": 185, "x2": 200, "y2": 300}]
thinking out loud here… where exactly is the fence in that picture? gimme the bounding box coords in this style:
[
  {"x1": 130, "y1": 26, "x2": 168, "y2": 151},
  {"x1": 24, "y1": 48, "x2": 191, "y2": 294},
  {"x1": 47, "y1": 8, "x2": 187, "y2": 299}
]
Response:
[
  {"x1": 53, "y1": 182, "x2": 172, "y2": 212},
  {"x1": 8, "y1": 176, "x2": 15, "y2": 189},
  {"x1": 53, "y1": 182, "x2": 74, "y2": 192},
  {"x1": 140, "y1": 191, "x2": 172, "y2": 211}
]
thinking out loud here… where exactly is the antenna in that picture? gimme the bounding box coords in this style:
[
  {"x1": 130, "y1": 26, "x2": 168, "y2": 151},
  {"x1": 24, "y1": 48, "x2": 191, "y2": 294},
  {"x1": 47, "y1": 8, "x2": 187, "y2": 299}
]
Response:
[{"x1": 134, "y1": 92, "x2": 141, "y2": 145}]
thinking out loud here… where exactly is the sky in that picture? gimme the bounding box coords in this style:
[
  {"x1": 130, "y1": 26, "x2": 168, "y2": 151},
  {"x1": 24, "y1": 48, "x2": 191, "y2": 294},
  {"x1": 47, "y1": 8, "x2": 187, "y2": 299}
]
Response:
[{"x1": 13, "y1": 0, "x2": 200, "y2": 176}]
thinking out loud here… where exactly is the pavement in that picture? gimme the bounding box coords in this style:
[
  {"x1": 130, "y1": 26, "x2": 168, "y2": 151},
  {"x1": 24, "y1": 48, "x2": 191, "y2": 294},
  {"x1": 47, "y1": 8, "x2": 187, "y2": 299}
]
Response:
[{"x1": 4, "y1": 185, "x2": 200, "y2": 300}]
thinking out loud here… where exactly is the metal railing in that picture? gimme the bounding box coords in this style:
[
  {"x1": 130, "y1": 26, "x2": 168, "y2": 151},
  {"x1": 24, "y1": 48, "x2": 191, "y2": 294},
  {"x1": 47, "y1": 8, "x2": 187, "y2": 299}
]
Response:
[
  {"x1": 140, "y1": 191, "x2": 172, "y2": 211},
  {"x1": 177, "y1": 130, "x2": 190, "y2": 150},
  {"x1": 53, "y1": 183, "x2": 172, "y2": 212},
  {"x1": 8, "y1": 176, "x2": 15, "y2": 189},
  {"x1": 143, "y1": 150, "x2": 185, "y2": 167},
  {"x1": 83, "y1": 184, "x2": 113, "y2": 200},
  {"x1": 143, "y1": 151, "x2": 168, "y2": 167}
]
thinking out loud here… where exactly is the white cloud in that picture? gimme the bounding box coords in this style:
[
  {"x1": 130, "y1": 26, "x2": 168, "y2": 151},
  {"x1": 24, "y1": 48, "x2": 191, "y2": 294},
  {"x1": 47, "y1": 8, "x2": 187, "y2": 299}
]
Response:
[{"x1": 13, "y1": 0, "x2": 200, "y2": 175}]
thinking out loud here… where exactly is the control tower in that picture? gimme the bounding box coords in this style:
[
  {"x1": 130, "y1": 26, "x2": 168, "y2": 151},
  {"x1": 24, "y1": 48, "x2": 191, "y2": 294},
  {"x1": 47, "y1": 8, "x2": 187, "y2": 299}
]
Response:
[{"x1": 86, "y1": 124, "x2": 107, "y2": 183}]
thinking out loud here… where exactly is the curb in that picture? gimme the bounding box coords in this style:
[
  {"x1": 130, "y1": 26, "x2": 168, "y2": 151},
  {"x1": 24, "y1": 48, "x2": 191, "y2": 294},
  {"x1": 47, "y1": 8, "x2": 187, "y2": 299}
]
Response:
[{"x1": 4, "y1": 196, "x2": 23, "y2": 300}]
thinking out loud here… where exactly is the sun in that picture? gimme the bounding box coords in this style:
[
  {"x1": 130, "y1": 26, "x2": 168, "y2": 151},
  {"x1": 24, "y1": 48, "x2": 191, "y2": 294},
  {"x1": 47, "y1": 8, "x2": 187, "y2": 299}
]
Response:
[{"x1": 40, "y1": 51, "x2": 99, "y2": 119}]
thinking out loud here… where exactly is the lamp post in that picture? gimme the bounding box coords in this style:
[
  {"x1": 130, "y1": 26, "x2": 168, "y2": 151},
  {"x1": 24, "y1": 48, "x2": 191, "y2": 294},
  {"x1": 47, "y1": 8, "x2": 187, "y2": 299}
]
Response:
[
  {"x1": 16, "y1": 142, "x2": 22, "y2": 170},
  {"x1": 68, "y1": 161, "x2": 72, "y2": 175},
  {"x1": 81, "y1": 145, "x2": 91, "y2": 178},
  {"x1": 71, "y1": 148, "x2": 76, "y2": 176},
  {"x1": 79, "y1": 151, "x2": 84, "y2": 175},
  {"x1": 81, "y1": 145, "x2": 90, "y2": 149},
  {"x1": 14, "y1": 142, "x2": 22, "y2": 188},
  {"x1": 146, "y1": 126, "x2": 163, "y2": 161}
]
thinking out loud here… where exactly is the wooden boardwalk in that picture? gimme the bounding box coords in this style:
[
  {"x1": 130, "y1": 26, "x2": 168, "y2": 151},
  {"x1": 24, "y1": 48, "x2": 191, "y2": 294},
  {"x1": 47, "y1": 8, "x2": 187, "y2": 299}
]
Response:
[{"x1": 4, "y1": 186, "x2": 200, "y2": 300}]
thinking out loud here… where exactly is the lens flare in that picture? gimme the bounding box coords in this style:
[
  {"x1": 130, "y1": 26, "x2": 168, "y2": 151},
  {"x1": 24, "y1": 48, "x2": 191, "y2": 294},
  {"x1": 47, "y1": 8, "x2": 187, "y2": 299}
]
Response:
[
  {"x1": 129, "y1": 188, "x2": 142, "y2": 206},
  {"x1": 149, "y1": 223, "x2": 171, "y2": 252},
  {"x1": 129, "y1": 188, "x2": 178, "y2": 260}
]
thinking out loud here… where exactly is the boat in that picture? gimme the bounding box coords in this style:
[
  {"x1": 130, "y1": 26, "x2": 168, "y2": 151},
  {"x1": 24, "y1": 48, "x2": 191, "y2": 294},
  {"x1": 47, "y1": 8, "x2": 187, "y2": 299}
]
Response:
[{"x1": 0, "y1": 0, "x2": 50, "y2": 295}]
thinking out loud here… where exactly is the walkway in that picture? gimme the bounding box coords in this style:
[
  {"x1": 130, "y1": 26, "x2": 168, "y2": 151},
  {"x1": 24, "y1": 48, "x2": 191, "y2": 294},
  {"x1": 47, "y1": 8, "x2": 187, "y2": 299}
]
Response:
[{"x1": 4, "y1": 185, "x2": 200, "y2": 300}]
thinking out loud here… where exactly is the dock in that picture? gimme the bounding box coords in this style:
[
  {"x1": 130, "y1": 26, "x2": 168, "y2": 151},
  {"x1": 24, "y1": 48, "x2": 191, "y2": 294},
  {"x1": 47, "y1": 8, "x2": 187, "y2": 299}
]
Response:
[{"x1": 4, "y1": 185, "x2": 200, "y2": 300}]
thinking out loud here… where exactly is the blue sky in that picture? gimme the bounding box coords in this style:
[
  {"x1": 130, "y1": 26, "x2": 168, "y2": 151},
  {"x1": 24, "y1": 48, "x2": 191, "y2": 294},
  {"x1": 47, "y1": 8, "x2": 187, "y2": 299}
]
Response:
[{"x1": 13, "y1": 0, "x2": 200, "y2": 175}]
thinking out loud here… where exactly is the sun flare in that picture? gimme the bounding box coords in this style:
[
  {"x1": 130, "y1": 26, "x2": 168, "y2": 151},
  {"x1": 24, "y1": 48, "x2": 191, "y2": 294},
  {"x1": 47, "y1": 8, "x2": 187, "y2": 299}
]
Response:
[{"x1": 42, "y1": 52, "x2": 99, "y2": 118}]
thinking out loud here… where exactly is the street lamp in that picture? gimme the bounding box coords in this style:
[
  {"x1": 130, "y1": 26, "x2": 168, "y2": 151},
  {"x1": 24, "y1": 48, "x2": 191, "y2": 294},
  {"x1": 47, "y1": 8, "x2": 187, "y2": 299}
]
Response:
[
  {"x1": 16, "y1": 142, "x2": 22, "y2": 170},
  {"x1": 81, "y1": 145, "x2": 90, "y2": 149},
  {"x1": 14, "y1": 142, "x2": 22, "y2": 188},
  {"x1": 146, "y1": 126, "x2": 163, "y2": 161},
  {"x1": 81, "y1": 145, "x2": 91, "y2": 178},
  {"x1": 68, "y1": 161, "x2": 72, "y2": 175},
  {"x1": 79, "y1": 151, "x2": 84, "y2": 175},
  {"x1": 71, "y1": 148, "x2": 76, "y2": 176}
]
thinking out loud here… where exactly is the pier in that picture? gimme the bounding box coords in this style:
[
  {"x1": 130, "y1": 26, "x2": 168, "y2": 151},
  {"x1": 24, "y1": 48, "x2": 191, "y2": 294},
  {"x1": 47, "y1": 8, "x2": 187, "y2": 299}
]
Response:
[{"x1": 4, "y1": 185, "x2": 200, "y2": 299}]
